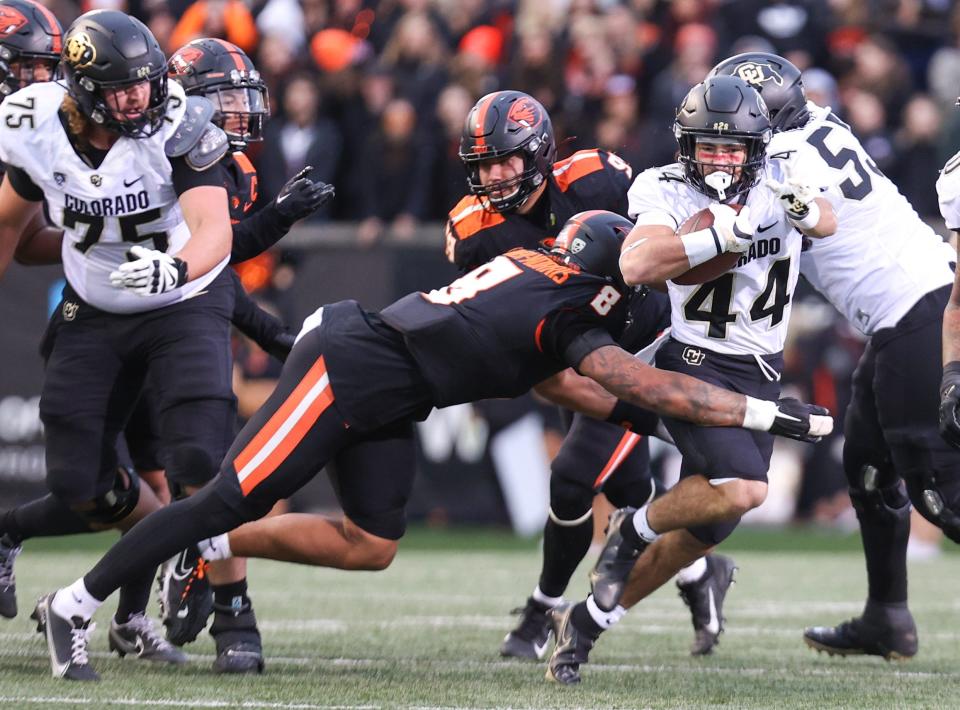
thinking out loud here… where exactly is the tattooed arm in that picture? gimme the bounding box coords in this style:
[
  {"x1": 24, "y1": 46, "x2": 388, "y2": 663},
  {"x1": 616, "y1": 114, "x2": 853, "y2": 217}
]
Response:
[
  {"x1": 533, "y1": 367, "x2": 616, "y2": 417},
  {"x1": 578, "y1": 345, "x2": 745, "y2": 426}
]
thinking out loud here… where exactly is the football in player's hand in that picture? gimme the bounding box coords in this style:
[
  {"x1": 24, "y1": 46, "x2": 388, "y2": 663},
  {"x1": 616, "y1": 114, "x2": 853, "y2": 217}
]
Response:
[{"x1": 672, "y1": 204, "x2": 744, "y2": 285}]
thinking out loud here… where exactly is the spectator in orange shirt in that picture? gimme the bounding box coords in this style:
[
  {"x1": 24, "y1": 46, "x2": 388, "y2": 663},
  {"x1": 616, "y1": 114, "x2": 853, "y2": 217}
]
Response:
[{"x1": 170, "y1": 0, "x2": 258, "y2": 54}]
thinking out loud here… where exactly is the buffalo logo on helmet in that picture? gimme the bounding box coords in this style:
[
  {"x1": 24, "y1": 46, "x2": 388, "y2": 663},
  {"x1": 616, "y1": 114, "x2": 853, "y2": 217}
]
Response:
[
  {"x1": 65, "y1": 31, "x2": 96, "y2": 69},
  {"x1": 0, "y1": 6, "x2": 27, "y2": 37},
  {"x1": 506, "y1": 97, "x2": 541, "y2": 129},
  {"x1": 170, "y1": 45, "x2": 204, "y2": 75},
  {"x1": 734, "y1": 62, "x2": 784, "y2": 88}
]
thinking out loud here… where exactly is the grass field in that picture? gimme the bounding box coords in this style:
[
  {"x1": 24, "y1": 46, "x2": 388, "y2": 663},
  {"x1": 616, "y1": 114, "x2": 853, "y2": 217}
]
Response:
[{"x1": 0, "y1": 526, "x2": 958, "y2": 709}]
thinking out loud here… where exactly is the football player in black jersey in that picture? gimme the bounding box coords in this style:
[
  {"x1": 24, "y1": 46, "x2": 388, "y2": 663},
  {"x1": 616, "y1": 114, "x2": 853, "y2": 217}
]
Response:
[
  {"x1": 31, "y1": 210, "x2": 831, "y2": 681},
  {"x1": 450, "y1": 90, "x2": 736, "y2": 659}
]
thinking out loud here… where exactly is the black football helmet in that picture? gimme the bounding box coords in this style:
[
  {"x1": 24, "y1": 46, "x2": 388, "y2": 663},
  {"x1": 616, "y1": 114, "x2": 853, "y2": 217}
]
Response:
[
  {"x1": 168, "y1": 38, "x2": 269, "y2": 149},
  {"x1": 674, "y1": 76, "x2": 772, "y2": 201},
  {"x1": 0, "y1": 0, "x2": 62, "y2": 97},
  {"x1": 61, "y1": 10, "x2": 168, "y2": 138},
  {"x1": 459, "y1": 90, "x2": 556, "y2": 213},
  {"x1": 709, "y1": 52, "x2": 809, "y2": 132},
  {"x1": 551, "y1": 210, "x2": 633, "y2": 293}
]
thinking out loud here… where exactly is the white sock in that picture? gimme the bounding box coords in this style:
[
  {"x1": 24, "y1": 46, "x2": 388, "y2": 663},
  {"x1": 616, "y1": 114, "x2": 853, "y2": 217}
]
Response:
[
  {"x1": 532, "y1": 585, "x2": 563, "y2": 607},
  {"x1": 632, "y1": 505, "x2": 659, "y2": 544},
  {"x1": 586, "y1": 594, "x2": 627, "y2": 629},
  {"x1": 676, "y1": 556, "x2": 708, "y2": 585},
  {"x1": 198, "y1": 533, "x2": 232, "y2": 561},
  {"x1": 51, "y1": 579, "x2": 101, "y2": 621}
]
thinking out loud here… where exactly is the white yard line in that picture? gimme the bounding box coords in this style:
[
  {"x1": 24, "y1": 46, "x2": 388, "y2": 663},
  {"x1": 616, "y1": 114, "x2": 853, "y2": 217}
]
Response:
[{"x1": 0, "y1": 698, "x2": 377, "y2": 710}]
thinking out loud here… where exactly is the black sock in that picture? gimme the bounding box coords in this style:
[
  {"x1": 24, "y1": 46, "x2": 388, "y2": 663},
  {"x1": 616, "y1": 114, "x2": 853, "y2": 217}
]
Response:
[
  {"x1": 114, "y1": 569, "x2": 156, "y2": 624},
  {"x1": 3, "y1": 495, "x2": 92, "y2": 544},
  {"x1": 570, "y1": 601, "x2": 604, "y2": 641},
  {"x1": 213, "y1": 579, "x2": 251, "y2": 616},
  {"x1": 858, "y1": 511, "x2": 909, "y2": 604},
  {"x1": 538, "y1": 516, "x2": 594, "y2": 599}
]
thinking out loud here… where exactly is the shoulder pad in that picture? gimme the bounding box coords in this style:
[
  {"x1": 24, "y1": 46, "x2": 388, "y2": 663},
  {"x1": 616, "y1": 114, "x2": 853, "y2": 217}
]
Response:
[
  {"x1": 447, "y1": 195, "x2": 504, "y2": 240},
  {"x1": 552, "y1": 150, "x2": 604, "y2": 192},
  {"x1": 165, "y1": 96, "x2": 229, "y2": 170}
]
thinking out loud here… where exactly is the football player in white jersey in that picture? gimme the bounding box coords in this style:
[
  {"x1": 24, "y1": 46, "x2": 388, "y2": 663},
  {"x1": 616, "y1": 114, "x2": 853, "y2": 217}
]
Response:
[
  {"x1": 544, "y1": 76, "x2": 837, "y2": 685},
  {"x1": 714, "y1": 52, "x2": 958, "y2": 661},
  {"x1": 0, "y1": 10, "x2": 239, "y2": 680}
]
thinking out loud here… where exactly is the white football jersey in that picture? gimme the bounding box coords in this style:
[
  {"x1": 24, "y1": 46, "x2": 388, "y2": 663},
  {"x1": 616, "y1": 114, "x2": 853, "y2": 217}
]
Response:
[
  {"x1": 937, "y1": 150, "x2": 960, "y2": 230},
  {"x1": 627, "y1": 161, "x2": 807, "y2": 356},
  {"x1": 0, "y1": 81, "x2": 228, "y2": 314},
  {"x1": 771, "y1": 102, "x2": 954, "y2": 335}
]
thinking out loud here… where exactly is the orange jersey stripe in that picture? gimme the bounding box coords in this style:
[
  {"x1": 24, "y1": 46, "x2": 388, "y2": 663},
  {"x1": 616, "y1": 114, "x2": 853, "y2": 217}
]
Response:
[
  {"x1": 592, "y1": 430, "x2": 641, "y2": 489},
  {"x1": 447, "y1": 196, "x2": 505, "y2": 240},
  {"x1": 235, "y1": 356, "x2": 332, "y2": 493},
  {"x1": 552, "y1": 150, "x2": 604, "y2": 193}
]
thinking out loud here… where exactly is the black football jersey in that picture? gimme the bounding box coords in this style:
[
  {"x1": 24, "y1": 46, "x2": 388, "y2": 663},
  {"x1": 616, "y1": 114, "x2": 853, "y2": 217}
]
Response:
[
  {"x1": 445, "y1": 149, "x2": 634, "y2": 272},
  {"x1": 379, "y1": 248, "x2": 627, "y2": 408}
]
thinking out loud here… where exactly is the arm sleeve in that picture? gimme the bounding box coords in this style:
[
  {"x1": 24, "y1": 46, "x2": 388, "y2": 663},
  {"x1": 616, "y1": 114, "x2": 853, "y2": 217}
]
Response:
[
  {"x1": 171, "y1": 155, "x2": 229, "y2": 196},
  {"x1": 4, "y1": 164, "x2": 43, "y2": 201},
  {"x1": 228, "y1": 269, "x2": 291, "y2": 360},
  {"x1": 539, "y1": 307, "x2": 619, "y2": 370},
  {"x1": 230, "y1": 200, "x2": 294, "y2": 264}
]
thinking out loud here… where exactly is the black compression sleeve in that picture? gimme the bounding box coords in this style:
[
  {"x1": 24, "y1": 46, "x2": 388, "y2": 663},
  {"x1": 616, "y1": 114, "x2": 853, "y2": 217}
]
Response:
[
  {"x1": 230, "y1": 201, "x2": 294, "y2": 264},
  {"x1": 171, "y1": 155, "x2": 228, "y2": 196},
  {"x1": 229, "y1": 269, "x2": 293, "y2": 360},
  {"x1": 5, "y1": 164, "x2": 42, "y2": 201}
]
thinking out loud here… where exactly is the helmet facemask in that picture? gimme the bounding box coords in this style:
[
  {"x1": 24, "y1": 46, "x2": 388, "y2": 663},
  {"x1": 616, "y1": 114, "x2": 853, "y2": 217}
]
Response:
[
  {"x1": 676, "y1": 129, "x2": 769, "y2": 201},
  {"x1": 0, "y1": 48, "x2": 59, "y2": 95},
  {"x1": 79, "y1": 66, "x2": 168, "y2": 138},
  {"x1": 463, "y1": 137, "x2": 548, "y2": 213},
  {"x1": 206, "y1": 78, "x2": 269, "y2": 149}
]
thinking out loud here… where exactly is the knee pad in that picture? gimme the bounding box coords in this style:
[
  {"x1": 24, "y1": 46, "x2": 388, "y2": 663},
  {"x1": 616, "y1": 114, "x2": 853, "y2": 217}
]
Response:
[
  {"x1": 71, "y1": 467, "x2": 141, "y2": 525},
  {"x1": 548, "y1": 473, "x2": 594, "y2": 524},
  {"x1": 905, "y1": 471, "x2": 960, "y2": 544},
  {"x1": 848, "y1": 464, "x2": 910, "y2": 526},
  {"x1": 164, "y1": 444, "x2": 218, "y2": 490},
  {"x1": 686, "y1": 517, "x2": 740, "y2": 546}
]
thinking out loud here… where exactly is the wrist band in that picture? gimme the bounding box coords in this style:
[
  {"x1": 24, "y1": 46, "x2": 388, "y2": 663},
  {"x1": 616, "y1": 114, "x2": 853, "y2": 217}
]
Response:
[
  {"x1": 606, "y1": 399, "x2": 660, "y2": 435},
  {"x1": 790, "y1": 200, "x2": 820, "y2": 231},
  {"x1": 742, "y1": 396, "x2": 777, "y2": 432},
  {"x1": 680, "y1": 227, "x2": 722, "y2": 267}
]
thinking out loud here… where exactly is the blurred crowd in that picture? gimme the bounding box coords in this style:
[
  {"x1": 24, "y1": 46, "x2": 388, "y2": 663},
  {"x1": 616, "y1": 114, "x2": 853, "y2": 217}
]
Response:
[{"x1": 35, "y1": 0, "x2": 960, "y2": 238}]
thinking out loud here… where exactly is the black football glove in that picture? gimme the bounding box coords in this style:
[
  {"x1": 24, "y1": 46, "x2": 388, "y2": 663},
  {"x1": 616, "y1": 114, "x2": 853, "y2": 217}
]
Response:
[
  {"x1": 939, "y1": 361, "x2": 960, "y2": 449},
  {"x1": 768, "y1": 397, "x2": 833, "y2": 443},
  {"x1": 274, "y1": 166, "x2": 336, "y2": 222}
]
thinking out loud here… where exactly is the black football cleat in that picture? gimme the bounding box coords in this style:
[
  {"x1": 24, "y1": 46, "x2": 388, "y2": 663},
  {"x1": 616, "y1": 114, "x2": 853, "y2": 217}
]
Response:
[
  {"x1": 0, "y1": 533, "x2": 21, "y2": 619},
  {"x1": 108, "y1": 612, "x2": 188, "y2": 663},
  {"x1": 804, "y1": 600, "x2": 918, "y2": 661},
  {"x1": 500, "y1": 596, "x2": 554, "y2": 660},
  {"x1": 677, "y1": 554, "x2": 737, "y2": 656},
  {"x1": 545, "y1": 603, "x2": 596, "y2": 686},
  {"x1": 158, "y1": 546, "x2": 214, "y2": 646},
  {"x1": 210, "y1": 602, "x2": 265, "y2": 674},
  {"x1": 33, "y1": 593, "x2": 99, "y2": 681},
  {"x1": 588, "y1": 507, "x2": 644, "y2": 612}
]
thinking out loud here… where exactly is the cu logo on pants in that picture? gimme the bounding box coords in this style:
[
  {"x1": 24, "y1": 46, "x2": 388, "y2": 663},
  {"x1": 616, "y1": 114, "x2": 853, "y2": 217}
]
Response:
[{"x1": 682, "y1": 347, "x2": 705, "y2": 366}]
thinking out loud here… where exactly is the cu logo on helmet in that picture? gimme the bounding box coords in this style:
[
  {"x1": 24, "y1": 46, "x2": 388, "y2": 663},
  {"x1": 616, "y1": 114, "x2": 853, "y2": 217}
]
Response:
[
  {"x1": 65, "y1": 31, "x2": 96, "y2": 69},
  {"x1": 506, "y1": 98, "x2": 541, "y2": 129},
  {"x1": 735, "y1": 62, "x2": 784, "y2": 88},
  {"x1": 0, "y1": 7, "x2": 27, "y2": 36}
]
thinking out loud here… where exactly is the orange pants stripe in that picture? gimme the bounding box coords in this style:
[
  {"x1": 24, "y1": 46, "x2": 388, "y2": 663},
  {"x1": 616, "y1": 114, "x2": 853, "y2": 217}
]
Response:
[{"x1": 592, "y1": 430, "x2": 641, "y2": 489}]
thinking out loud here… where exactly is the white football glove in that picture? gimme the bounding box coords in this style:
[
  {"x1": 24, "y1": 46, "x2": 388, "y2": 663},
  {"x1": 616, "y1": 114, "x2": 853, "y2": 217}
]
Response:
[
  {"x1": 109, "y1": 245, "x2": 188, "y2": 296},
  {"x1": 707, "y1": 203, "x2": 754, "y2": 253},
  {"x1": 765, "y1": 176, "x2": 819, "y2": 223}
]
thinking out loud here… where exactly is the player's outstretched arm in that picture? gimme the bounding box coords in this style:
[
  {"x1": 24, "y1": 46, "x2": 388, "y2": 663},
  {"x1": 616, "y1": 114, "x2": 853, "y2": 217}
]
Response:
[
  {"x1": 939, "y1": 239, "x2": 960, "y2": 447},
  {"x1": 578, "y1": 344, "x2": 833, "y2": 441}
]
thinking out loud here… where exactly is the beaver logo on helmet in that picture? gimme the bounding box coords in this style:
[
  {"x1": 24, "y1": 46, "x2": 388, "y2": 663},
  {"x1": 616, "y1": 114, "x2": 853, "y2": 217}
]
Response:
[
  {"x1": 507, "y1": 97, "x2": 541, "y2": 129},
  {"x1": 65, "y1": 30, "x2": 95, "y2": 69},
  {"x1": 735, "y1": 62, "x2": 784, "y2": 88},
  {"x1": 169, "y1": 45, "x2": 204, "y2": 76},
  {"x1": 0, "y1": 6, "x2": 27, "y2": 36}
]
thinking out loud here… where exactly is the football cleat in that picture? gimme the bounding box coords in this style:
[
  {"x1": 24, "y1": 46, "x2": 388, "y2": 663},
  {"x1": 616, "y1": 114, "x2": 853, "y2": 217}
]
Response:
[
  {"x1": 0, "y1": 533, "x2": 22, "y2": 619},
  {"x1": 32, "y1": 593, "x2": 99, "y2": 681},
  {"x1": 500, "y1": 596, "x2": 554, "y2": 660},
  {"x1": 588, "y1": 507, "x2": 644, "y2": 611},
  {"x1": 804, "y1": 601, "x2": 918, "y2": 661},
  {"x1": 677, "y1": 554, "x2": 738, "y2": 656},
  {"x1": 108, "y1": 612, "x2": 188, "y2": 663},
  {"x1": 158, "y1": 546, "x2": 214, "y2": 645},
  {"x1": 210, "y1": 602, "x2": 265, "y2": 674},
  {"x1": 545, "y1": 603, "x2": 596, "y2": 686}
]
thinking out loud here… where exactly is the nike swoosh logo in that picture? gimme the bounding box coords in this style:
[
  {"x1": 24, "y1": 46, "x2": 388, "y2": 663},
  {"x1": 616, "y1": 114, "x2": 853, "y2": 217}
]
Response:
[
  {"x1": 276, "y1": 192, "x2": 290, "y2": 204},
  {"x1": 757, "y1": 221, "x2": 778, "y2": 233},
  {"x1": 704, "y1": 587, "x2": 720, "y2": 635},
  {"x1": 176, "y1": 605, "x2": 190, "y2": 619},
  {"x1": 534, "y1": 637, "x2": 550, "y2": 659},
  {"x1": 123, "y1": 175, "x2": 143, "y2": 187}
]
